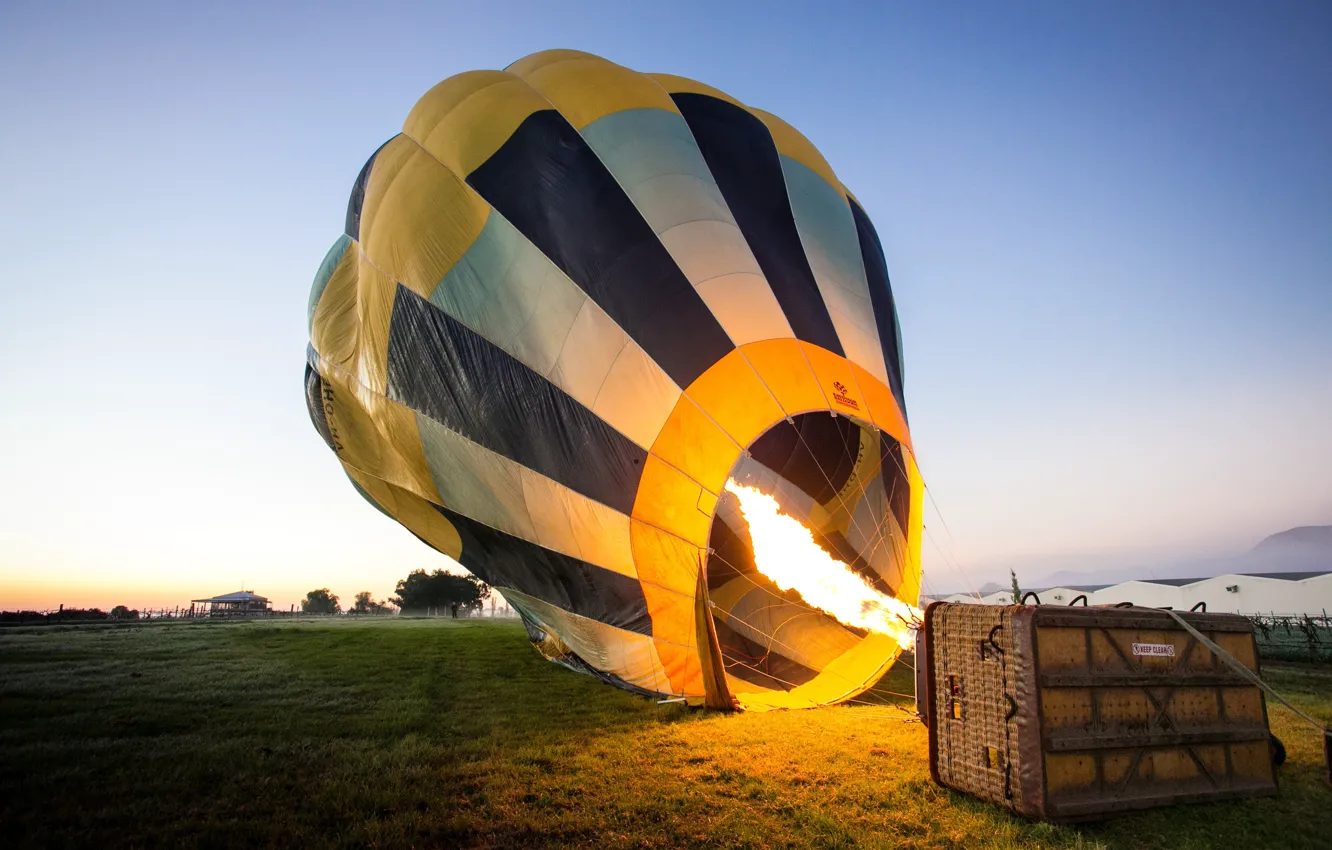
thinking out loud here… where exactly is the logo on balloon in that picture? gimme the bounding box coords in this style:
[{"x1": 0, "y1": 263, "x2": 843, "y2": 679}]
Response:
[{"x1": 831, "y1": 381, "x2": 860, "y2": 411}]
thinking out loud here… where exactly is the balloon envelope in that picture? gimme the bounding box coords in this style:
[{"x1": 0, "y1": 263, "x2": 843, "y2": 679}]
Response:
[{"x1": 305, "y1": 50, "x2": 922, "y2": 710}]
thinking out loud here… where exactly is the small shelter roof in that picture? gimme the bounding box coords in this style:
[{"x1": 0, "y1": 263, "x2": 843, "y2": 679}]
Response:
[{"x1": 192, "y1": 590, "x2": 269, "y2": 604}]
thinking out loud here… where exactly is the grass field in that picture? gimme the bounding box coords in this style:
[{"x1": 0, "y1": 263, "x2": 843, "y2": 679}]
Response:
[{"x1": 1, "y1": 618, "x2": 1329, "y2": 849}]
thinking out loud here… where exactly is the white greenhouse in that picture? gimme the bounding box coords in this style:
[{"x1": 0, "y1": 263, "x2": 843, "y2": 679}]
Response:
[{"x1": 931, "y1": 571, "x2": 1332, "y2": 617}]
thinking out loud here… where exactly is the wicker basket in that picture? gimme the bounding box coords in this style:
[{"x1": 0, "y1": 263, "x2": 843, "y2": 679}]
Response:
[{"x1": 922, "y1": 602, "x2": 1278, "y2": 822}]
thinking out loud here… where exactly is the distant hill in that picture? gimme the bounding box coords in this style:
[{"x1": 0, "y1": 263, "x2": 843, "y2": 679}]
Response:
[
  {"x1": 1250, "y1": 526, "x2": 1332, "y2": 560},
  {"x1": 1023, "y1": 525, "x2": 1332, "y2": 590}
]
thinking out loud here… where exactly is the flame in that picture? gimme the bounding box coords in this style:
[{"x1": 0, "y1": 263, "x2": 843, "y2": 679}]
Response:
[{"x1": 723, "y1": 480, "x2": 921, "y2": 651}]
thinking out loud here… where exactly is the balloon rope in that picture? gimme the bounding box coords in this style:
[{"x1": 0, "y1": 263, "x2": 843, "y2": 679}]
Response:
[{"x1": 881, "y1": 446, "x2": 983, "y2": 602}]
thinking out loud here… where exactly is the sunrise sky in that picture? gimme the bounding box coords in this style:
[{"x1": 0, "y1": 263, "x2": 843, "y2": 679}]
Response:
[{"x1": 2, "y1": 1, "x2": 1329, "y2": 610}]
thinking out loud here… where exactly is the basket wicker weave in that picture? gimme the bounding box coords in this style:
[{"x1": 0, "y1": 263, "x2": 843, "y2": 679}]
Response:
[{"x1": 927, "y1": 604, "x2": 1026, "y2": 807}]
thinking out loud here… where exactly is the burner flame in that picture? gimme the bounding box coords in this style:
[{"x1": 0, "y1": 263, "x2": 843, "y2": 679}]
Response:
[{"x1": 723, "y1": 480, "x2": 921, "y2": 651}]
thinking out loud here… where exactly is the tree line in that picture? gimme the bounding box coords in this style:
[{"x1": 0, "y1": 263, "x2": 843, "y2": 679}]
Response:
[
  {"x1": 300, "y1": 569, "x2": 490, "y2": 617},
  {"x1": 0, "y1": 570, "x2": 495, "y2": 624}
]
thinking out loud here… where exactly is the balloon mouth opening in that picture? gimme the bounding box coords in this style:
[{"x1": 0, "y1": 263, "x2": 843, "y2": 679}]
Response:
[{"x1": 703, "y1": 411, "x2": 917, "y2": 708}]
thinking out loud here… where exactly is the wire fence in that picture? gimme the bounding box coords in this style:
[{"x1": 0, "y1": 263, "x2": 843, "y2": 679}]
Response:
[
  {"x1": 0, "y1": 608, "x2": 313, "y2": 626},
  {"x1": 6, "y1": 605, "x2": 1329, "y2": 666},
  {"x1": 0, "y1": 606, "x2": 523, "y2": 627},
  {"x1": 1247, "y1": 613, "x2": 1332, "y2": 663}
]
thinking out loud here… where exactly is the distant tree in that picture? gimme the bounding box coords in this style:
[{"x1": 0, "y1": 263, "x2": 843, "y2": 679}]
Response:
[
  {"x1": 1010, "y1": 569, "x2": 1023, "y2": 605},
  {"x1": 393, "y1": 569, "x2": 489, "y2": 616},
  {"x1": 110, "y1": 605, "x2": 139, "y2": 620},
  {"x1": 301, "y1": 588, "x2": 341, "y2": 615},
  {"x1": 350, "y1": 591, "x2": 393, "y2": 615}
]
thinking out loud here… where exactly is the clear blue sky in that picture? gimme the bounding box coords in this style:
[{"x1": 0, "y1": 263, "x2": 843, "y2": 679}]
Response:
[{"x1": 2, "y1": 1, "x2": 1329, "y2": 608}]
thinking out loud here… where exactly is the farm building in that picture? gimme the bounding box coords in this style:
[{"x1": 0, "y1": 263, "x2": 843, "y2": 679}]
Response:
[
  {"x1": 932, "y1": 571, "x2": 1332, "y2": 616},
  {"x1": 191, "y1": 590, "x2": 272, "y2": 617}
]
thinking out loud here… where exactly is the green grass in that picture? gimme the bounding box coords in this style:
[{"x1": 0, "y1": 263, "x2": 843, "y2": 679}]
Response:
[{"x1": 1, "y1": 618, "x2": 1329, "y2": 849}]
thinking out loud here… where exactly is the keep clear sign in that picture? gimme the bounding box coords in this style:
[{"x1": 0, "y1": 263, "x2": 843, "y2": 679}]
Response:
[{"x1": 1132, "y1": 642, "x2": 1176, "y2": 657}]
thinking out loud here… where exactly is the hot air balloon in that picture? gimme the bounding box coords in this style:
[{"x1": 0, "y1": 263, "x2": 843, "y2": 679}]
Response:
[{"x1": 305, "y1": 50, "x2": 922, "y2": 710}]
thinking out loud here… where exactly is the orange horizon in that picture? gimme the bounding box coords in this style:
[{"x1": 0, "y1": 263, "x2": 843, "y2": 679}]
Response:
[
  {"x1": 1, "y1": 583, "x2": 388, "y2": 615},
  {"x1": 2, "y1": 577, "x2": 511, "y2": 615}
]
